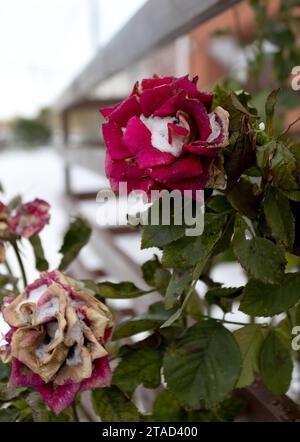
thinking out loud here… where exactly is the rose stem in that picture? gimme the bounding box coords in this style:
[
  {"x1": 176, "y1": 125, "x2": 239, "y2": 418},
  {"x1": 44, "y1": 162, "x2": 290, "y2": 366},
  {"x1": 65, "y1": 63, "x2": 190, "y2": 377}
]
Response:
[
  {"x1": 11, "y1": 241, "x2": 28, "y2": 288},
  {"x1": 4, "y1": 260, "x2": 19, "y2": 292},
  {"x1": 72, "y1": 403, "x2": 80, "y2": 422}
]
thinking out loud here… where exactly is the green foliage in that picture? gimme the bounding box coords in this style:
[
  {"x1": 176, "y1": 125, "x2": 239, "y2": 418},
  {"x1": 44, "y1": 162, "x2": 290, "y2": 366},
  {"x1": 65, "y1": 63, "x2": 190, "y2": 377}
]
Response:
[
  {"x1": 259, "y1": 330, "x2": 293, "y2": 395},
  {"x1": 240, "y1": 273, "x2": 300, "y2": 317},
  {"x1": 234, "y1": 324, "x2": 266, "y2": 388},
  {"x1": 113, "y1": 337, "x2": 163, "y2": 396},
  {"x1": 163, "y1": 320, "x2": 241, "y2": 408},
  {"x1": 58, "y1": 217, "x2": 91, "y2": 271},
  {"x1": 13, "y1": 117, "x2": 51, "y2": 146},
  {"x1": 112, "y1": 302, "x2": 179, "y2": 340},
  {"x1": 89, "y1": 281, "x2": 151, "y2": 299},
  {"x1": 92, "y1": 386, "x2": 140, "y2": 422},
  {"x1": 29, "y1": 235, "x2": 49, "y2": 271}
]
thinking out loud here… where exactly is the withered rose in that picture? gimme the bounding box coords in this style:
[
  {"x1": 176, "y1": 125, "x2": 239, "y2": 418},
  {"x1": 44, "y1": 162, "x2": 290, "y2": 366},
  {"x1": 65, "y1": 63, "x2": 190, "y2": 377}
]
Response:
[
  {"x1": 8, "y1": 198, "x2": 50, "y2": 238},
  {"x1": 101, "y1": 75, "x2": 229, "y2": 197},
  {"x1": 0, "y1": 270, "x2": 113, "y2": 415}
]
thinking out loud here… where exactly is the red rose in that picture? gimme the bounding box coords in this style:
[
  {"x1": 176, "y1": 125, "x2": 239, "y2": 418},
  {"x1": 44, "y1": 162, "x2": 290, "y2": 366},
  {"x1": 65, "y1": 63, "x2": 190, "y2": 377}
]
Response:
[
  {"x1": 100, "y1": 75, "x2": 229, "y2": 197},
  {"x1": 8, "y1": 198, "x2": 50, "y2": 238},
  {"x1": 1, "y1": 271, "x2": 113, "y2": 415}
]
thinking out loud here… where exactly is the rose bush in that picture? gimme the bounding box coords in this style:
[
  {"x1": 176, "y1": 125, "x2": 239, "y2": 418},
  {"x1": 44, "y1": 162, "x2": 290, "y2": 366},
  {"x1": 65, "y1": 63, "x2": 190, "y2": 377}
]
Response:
[
  {"x1": 101, "y1": 75, "x2": 229, "y2": 197},
  {"x1": 0, "y1": 270, "x2": 113, "y2": 415}
]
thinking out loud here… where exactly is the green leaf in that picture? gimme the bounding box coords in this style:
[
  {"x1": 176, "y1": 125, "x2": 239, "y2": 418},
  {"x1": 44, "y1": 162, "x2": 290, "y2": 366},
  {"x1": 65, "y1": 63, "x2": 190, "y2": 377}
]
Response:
[
  {"x1": 271, "y1": 141, "x2": 298, "y2": 191},
  {"x1": 142, "y1": 224, "x2": 186, "y2": 249},
  {"x1": 141, "y1": 197, "x2": 187, "y2": 249},
  {"x1": 0, "y1": 274, "x2": 18, "y2": 289},
  {"x1": 265, "y1": 89, "x2": 280, "y2": 136},
  {"x1": 152, "y1": 389, "x2": 187, "y2": 422},
  {"x1": 92, "y1": 386, "x2": 140, "y2": 422},
  {"x1": 112, "y1": 302, "x2": 179, "y2": 340},
  {"x1": 226, "y1": 178, "x2": 260, "y2": 219},
  {"x1": 239, "y1": 273, "x2": 300, "y2": 317},
  {"x1": 165, "y1": 270, "x2": 193, "y2": 309},
  {"x1": 8, "y1": 195, "x2": 22, "y2": 210},
  {"x1": 93, "y1": 281, "x2": 150, "y2": 299},
  {"x1": 58, "y1": 217, "x2": 91, "y2": 271},
  {"x1": 29, "y1": 235, "x2": 49, "y2": 271},
  {"x1": 259, "y1": 330, "x2": 293, "y2": 395},
  {"x1": 234, "y1": 324, "x2": 265, "y2": 388},
  {"x1": 205, "y1": 286, "x2": 243, "y2": 313},
  {"x1": 162, "y1": 213, "x2": 227, "y2": 269},
  {"x1": 0, "y1": 407, "x2": 19, "y2": 422},
  {"x1": 264, "y1": 185, "x2": 295, "y2": 249},
  {"x1": 233, "y1": 216, "x2": 286, "y2": 284},
  {"x1": 164, "y1": 320, "x2": 241, "y2": 407},
  {"x1": 0, "y1": 361, "x2": 10, "y2": 381},
  {"x1": 206, "y1": 194, "x2": 234, "y2": 214},
  {"x1": 113, "y1": 345, "x2": 163, "y2": 396},
  {"x1": 225, "y1": 114, "x2": 256, "y2": 190},
  {"x1": 141, "y1": 257, "x2": 171, "y2": 294},
  {"x1": 0, "y1": 383, "x2": 26, "y2": 401}
]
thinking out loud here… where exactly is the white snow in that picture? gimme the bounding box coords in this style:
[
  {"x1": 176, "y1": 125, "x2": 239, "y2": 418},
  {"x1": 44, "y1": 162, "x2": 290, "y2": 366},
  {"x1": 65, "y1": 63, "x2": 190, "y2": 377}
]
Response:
[
  {"x1": 207, "y1": 112, "x2": 221, "y2": 143},
  {"x1": 0, "y1": 312, "x2": 10, "y2": 346},
  {"x1": 140, "y1": 115, "x2": 184, "y2": 157}
]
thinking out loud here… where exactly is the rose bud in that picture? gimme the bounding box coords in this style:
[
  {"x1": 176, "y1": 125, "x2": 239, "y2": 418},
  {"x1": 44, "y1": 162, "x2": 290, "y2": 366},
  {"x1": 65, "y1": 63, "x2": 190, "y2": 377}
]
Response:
[
  {"x1": 8, "y1": 198, "x2": 50, "y2": 238},
  {"x1": 100, "y1": 75, "x2": 229, "y2": 198},
  {"x1": 0, "y1": 270, "x2": 113, "y2": 415}
]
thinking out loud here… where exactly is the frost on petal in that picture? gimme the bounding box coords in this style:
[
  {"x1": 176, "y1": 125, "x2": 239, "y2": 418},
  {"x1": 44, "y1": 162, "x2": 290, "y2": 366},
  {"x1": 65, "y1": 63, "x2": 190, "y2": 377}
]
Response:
[
  {"x1": 123, "y1": 116, "x2": 175, "y2": 168},
  {"x1": 36, "y1": 382, "x2": 80, "y2": 415}
]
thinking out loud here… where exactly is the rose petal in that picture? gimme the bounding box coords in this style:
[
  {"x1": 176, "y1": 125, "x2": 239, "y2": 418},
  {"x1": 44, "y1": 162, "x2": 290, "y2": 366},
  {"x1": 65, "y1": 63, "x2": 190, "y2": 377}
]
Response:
[
  {"x1": 167, "y1": 122, "x2": 189, "y2": 144},
  {"x1": 99, "y1": 104, "x2": 118, "y2": 119},
  {"x1": 36, "y1": 382, "x2": 80, "y2": 415},
  {"x1": 123, "y1": 116, "x2": 175, "y2": 168},
  {"x1": 149, "y1": 156, "x2": 203, "y2": 183},
  {"x1": 108, "y1": 95, "x2": 141, "y2": 126},
  {"x1": 183, "y1": 143, "x2": 220, "y2": 157},
  {"x1": 105, "y1": 153, "x2": 143, "y2": 182},
  {"x1": 9, "y1": 357, "x2": 44, "y2": 386},
  {"x1": 102, "y1": 121, "x2": 131, "y2": 160},
  {"x1": 172, "y1": 75, "x2": 213, "y2": 109},
  {"x1": 154, "y1": 92, "x2": 211, "y2": 140},
  {"x1": 141, "y1": 76, "x2": 174, "y2": 90},
  {"x1": 80, "y1": 356, "x2": 112, "y2": 391},
  {"x1": 140, "y1": 83, "x2": 173, "y2": 117}
]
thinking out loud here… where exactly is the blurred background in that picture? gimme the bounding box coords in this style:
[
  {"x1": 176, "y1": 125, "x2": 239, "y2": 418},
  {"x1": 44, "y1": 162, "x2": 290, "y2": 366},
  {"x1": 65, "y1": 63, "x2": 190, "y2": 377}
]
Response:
[{"x1": 0, "y1": 0, "x2": 300, "y2": 409}]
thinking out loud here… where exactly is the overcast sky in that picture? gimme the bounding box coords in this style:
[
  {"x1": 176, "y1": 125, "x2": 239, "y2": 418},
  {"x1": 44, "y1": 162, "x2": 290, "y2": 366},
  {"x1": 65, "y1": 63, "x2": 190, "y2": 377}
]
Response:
[{"x1": 0, "y1": 0, "x2": 146, "y2": 120}]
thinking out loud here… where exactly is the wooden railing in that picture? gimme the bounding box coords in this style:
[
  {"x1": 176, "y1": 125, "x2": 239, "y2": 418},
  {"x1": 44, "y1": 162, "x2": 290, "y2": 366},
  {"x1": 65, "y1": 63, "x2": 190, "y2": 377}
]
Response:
[{"x1": 54, "y1": 0, "x2": 300, "y2": 422}]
